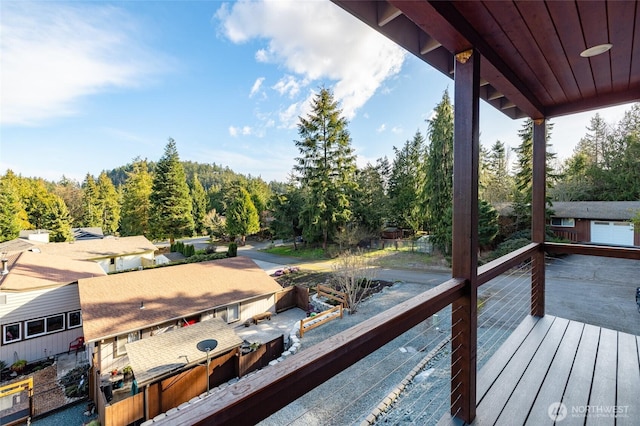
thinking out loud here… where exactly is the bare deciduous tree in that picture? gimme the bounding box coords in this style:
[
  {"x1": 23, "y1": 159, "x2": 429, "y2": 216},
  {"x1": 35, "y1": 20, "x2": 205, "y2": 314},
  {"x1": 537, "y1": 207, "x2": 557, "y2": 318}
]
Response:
[{"x1": 331, "y1": 249, "x2": 378, "y2": 314}]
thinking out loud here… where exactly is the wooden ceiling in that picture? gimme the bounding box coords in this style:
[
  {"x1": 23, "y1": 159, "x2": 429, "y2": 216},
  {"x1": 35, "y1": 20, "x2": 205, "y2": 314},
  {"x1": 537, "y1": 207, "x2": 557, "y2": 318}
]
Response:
[{"x1": 331, "y1": 0, "x2": 640, "y2": 120}]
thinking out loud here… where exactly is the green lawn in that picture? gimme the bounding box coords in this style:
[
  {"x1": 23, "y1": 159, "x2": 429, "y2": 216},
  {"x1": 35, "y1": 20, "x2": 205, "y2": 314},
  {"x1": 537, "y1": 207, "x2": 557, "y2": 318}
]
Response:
[{"x1": 262, "y1": 245, "x2": 327, "y2": 260}]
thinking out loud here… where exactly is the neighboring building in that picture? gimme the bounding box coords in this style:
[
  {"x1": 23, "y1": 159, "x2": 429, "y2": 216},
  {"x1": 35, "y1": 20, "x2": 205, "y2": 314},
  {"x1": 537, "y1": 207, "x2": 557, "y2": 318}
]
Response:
[
  {"x1": 0, "y1": 250, "x2": 106, "y2": 366},
  {"x1": 37, "y1": 235, "x2": 158, "y2": 273},
  {"x1": 548, "y1": 201, "x2": 640, "y2": 246},
  {"x1": 77, "y1": 256, "x2": 283, "y2": 376},
  {"x1": 71, "y1": 227, "x2": 104, "y2": 241},
  {"x1": 77, "y1": 256, "x2": 283, "y2": 423}
]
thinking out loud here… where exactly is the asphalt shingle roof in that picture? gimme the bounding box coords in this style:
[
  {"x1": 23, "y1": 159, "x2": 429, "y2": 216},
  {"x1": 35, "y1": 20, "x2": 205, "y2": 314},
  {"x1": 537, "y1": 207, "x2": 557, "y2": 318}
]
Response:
[
  {"x1": 124, "y1": 318, "x2": 243, "y2": 386},
  {"x1": 78, "y1": 256, "x2": 283, "y2": 342},
  {"x1": 37, "y1": 235, "x2": 157, "y2": 260},
  {"x1": 0, "y1": 251, "x2": 107, "y2": 291}
]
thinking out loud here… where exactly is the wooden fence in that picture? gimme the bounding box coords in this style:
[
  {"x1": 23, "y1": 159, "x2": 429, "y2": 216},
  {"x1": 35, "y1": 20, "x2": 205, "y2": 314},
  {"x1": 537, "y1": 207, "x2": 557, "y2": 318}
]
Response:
[
  {"x1": 275, "y1": 286, "x2": 309, "y2": 312},
  {"x1": 237, "y1": 335, "x2": 285, "y2": 377},
  {"x1": 317, "y1": 284, "x2": 348, "y2": 308},
  {"x1": 299, "y1": 305, "x2": 343, "y2": 338}
]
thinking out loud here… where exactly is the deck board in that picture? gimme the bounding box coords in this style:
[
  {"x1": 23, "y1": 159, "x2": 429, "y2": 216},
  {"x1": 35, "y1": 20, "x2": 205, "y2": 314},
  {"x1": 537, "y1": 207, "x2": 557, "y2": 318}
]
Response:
[
  {"x1": 496, "y1": 317, "x2": 569, "y2": 425},
  {"x1": 586, "y1": 328, "x2": 617, "y2": 426},
  {"x1": 616, "y1": 332, "x2": 640, "y2": 425},
  {"x1": 438, "y1": 316, "x2": 640, "y2": 426},
  {"x1": 525, "y1": 320, "x2": 584, "y2": 426}
]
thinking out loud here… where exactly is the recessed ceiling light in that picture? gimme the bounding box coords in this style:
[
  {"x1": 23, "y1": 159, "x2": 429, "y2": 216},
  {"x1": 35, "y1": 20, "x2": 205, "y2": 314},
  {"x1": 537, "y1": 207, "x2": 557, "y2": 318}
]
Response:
[{"x1": 580, "y1": 43, "x2": 613, "y2": 58}]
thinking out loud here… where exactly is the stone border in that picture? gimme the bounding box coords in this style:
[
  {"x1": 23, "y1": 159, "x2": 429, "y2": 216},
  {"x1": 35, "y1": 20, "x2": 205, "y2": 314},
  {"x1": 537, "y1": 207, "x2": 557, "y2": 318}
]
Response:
[{"x1": 359, "y1": 334, "x2": 452, "y2": 426}]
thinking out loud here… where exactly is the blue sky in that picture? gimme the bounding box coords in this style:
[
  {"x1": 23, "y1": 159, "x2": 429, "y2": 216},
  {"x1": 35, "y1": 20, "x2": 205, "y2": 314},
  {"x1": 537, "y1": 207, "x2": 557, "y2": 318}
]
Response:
[{"x1": 0, "y1": 1, "x2": 634, "y2": 184}]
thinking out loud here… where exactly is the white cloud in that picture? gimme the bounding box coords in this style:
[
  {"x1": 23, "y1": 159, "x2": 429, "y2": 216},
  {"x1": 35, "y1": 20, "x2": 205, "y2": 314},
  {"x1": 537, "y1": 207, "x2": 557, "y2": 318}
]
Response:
[
  {"x1": 391, "y1": 126, "x2": 403, "y2": 134},
  {"x1": 376, "y1": 124, "x2": 387, "y2": 133},
  {"x1": 1, "y1": 2, "x2": 169, "y2": 126},
  {"x1": 273, "y1": 75, "x2": 306, "y2": 98},
  {"x1": 216, "y1": 0, "x2": 406, "y2": 122},
  {"x1": 228, "y1": 125, "x2": 253, "y2": 137},
  {"x1": 250, "y1": 77, "x2": 265, "y2": 97}
]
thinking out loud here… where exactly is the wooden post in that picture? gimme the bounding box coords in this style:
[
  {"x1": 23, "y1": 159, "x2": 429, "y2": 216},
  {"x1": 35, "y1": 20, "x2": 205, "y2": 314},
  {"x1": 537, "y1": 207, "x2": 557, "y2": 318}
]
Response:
[
  {"x1": 531, "y1": 119, "x2": 546, "y2": 317},
  {"x1": 451, "y1": 48, "x2": 479, "y2": 423}
]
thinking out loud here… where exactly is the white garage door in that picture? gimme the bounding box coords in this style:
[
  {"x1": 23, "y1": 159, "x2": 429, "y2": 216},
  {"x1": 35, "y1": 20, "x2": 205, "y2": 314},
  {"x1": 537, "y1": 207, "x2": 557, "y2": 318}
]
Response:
[{"x1": 590, "y1": 221, "x2": 634, "y2": 245}]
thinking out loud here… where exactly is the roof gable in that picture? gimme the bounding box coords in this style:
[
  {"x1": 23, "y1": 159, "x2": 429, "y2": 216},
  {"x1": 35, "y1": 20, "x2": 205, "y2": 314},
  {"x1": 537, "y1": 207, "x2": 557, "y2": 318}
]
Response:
[{"x1": 78, "y1": 256, "x2": 283, "y2": 342}]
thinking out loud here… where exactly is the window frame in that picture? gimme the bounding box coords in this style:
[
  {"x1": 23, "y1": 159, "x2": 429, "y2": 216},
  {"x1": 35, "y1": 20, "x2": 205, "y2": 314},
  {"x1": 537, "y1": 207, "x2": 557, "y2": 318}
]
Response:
[
  {"x1": 46, "y1": 314, "x2": 65, "y2": 333},
  {"x1": 25, "y1": 318, "x2": 46, "y2": 339},
  {"x1": 3, "y1": 323, "x2": 22, "y2": 345},
  {"x1": 116, "y1": 331, "x2": 141, "y2": 357},
  {"x1": 68, "y1": 311, "x2": 82, "y2": 329},
  {"x1": 551, "y1": 217, "x2": 575, "y2": 227}
]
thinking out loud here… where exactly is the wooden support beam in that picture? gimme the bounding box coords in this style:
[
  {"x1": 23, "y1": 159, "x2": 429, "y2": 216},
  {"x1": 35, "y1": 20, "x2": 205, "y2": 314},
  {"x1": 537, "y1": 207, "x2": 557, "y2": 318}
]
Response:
[
  {"x1": 420, "y1": 32, "x2": 442, "y2": 54},
  {"x1": 451, "y1": 47, "x2": 480, "y2": 423},
  {"x1": 377, "y1": 2, "x2": 402, "y2": 27},
  {"x1": 531, "y1": 119, "x2": 546, "y2": 317}
]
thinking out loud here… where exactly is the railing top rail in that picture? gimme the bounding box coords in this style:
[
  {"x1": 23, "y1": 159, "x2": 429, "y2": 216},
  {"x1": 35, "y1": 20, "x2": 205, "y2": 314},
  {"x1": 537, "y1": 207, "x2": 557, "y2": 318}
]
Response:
[
  {"x1": 153, "y1": 277, "x2": 466, "y2": 426},
  {"x1": 544, "y1": 242, "x2": 640, "y2": 260},
  {"x1": 477, "y1": 243, "x2": 539, "y2": 286}
]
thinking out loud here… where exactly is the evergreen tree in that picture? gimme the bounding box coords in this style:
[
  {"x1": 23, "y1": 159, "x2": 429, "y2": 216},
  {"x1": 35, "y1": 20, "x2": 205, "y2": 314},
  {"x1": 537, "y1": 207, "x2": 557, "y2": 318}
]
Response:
[
  {"x1": 45, "y1": 195, "x2": 73, "y2": 242},
  {"x1": 352, "y1": 161, "x2": 388, "y2": 235},
  {"x1": 120, "y1": 160, "x2": 153, "y2": 236},
  {"x1": 149, "y1": 138, "x2": 195, "y2": 242},
  {"x1": 0, "y1": 173, "x2": 24, "y2": 242},
  {"x1": 511, "y1": 119, "x2": 556, "y2": 232},
  {"x1": 480, "y1": 141, "x2": 513, "y2": 204},
  {"x1": 574, "y1": 113, "x2": 609, "y2": 167},
  {"x1": 294, "y1": 88, "x2": 357, "y2": 249},
  {"x1": 388, "y1": 131, "x2": 426, "y2": 233},
  {"x1": 269, "y1": 182, "x2": 305, "y2": 249},
  {"x1": 81, "y1": 174, "x2": 101, "y2": 227},
  {"x1": 424, "y1": 90, "x2": 454, "y2": 254},
  {"x1": 478, "y1": 199, "x2": 499, "y2": 248},
  {"x1": 190, "y1": 174, "x2": 208, "y2": 236},
  {"x1": 96, "y1": 172, "x2": 120, "y2": 235},
  {"x1": 54, "y1": 176, "x2": 84, "y2": 226},
  {"x1": 225, "y1": 185, "x2": 260, "y2": 244}
]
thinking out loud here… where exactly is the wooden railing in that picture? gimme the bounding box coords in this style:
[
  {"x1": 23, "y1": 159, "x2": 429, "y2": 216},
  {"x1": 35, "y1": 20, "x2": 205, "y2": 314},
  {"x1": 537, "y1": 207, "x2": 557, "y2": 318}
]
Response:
[
  {"x1": 316, "y1": 284, "x2": 348, "y2": 307},
  {"x1": 299, "y1": 305, "x2": 342, "y2": 337},
  {"x1": 150, "y1": 243, "x2": 640, "y2": 426},
  {"x1": 153, "y1": 277, "x2": 465, "y2": 425}
]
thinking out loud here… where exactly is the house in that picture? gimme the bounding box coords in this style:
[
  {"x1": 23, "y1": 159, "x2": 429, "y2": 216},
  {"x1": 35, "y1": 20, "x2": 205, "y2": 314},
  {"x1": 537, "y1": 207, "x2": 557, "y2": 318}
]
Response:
[
  {"x1": 153, "y1": 1, "x2": 640, "y2": 424},
  {"x1": 549, "y1": 201, "x2": 640, "y2": 246},
  {"x1": 77, "y1": 255, "x2": 283, "y2": 424},
  {"x1": 0, "y1": 250, "x2": 106, "y2": 366},
  {"x1": 37, "y1": 235, "x2": 158, "y2": 273}
]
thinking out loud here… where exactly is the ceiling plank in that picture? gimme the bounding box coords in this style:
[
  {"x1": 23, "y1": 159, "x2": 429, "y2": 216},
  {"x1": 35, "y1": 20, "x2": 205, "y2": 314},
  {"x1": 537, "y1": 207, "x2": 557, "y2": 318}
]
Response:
[
  {"x1": 514, "y1": 1, "x2": 580, "y2": 104},
  {"x1": 546, "y1": 1, "x2": 596, "y2": 101},
  {"x1": 607, "y1": 1, "x2": 635, "y2": 92},
  {"x1": 577, "y1": 1, "x2": 612, "y2": 94}
]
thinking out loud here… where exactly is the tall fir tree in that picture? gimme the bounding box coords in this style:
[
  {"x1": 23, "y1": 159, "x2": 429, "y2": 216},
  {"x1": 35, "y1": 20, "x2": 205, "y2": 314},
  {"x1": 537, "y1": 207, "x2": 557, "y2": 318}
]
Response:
[
  {"x1": 120, "y1": 160, "x2": 153, "y2": 236},
  {"x1": 424, "y1": 90, "x2": 454, "y2": 254},
  {"x1": 190, "y1": 174, "x2": 208, "y2": 236},
  {"x1": 45, "y1": 195, "x2": 73, "y2": 242},
  {"x1": 81, "y1": 174, "x2": 101, "y2": 227},
  {"x1": 480, "y1": 141, "x2": 513, "y2": 204},
  {"x1": 225, "y1": 185, "x2": 260, "y2": 244},
  {"x1": 269, "y1": 181, "x2": 305, "y2": 249},
  {"x1": 294, "y1": 88, "x2": 357, "y2": 249},
  {"x1": 388, "y1": 131, "x2": 427, "y2": 233},
  {"x1": 511, "y1": 119, "x2": 556, "y2": 232},
  {"x1": 149, "y1": 139, "x2": 194, "y2": 242},
  {"x1": 352, "y1": 161, "x2": 389, "y2": 235},
  {"x1": 0, "y1": 173, "x2": 24, "y2": 242},
  {"x1": 96, "y1": 171, "x2": 121, "y2": 235}
]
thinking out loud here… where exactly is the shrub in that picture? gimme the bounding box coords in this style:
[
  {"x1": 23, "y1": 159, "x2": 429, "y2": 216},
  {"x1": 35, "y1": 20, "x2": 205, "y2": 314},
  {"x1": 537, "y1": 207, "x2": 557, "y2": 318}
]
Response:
[{"x1": 228, "y1": 242, "x2": 238, "y2": 257}]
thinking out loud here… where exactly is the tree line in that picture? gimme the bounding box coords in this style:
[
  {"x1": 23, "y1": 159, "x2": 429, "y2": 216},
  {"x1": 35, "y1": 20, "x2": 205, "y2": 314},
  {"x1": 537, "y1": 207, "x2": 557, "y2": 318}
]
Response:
[{"x1": 1, "y1": 91, "x2": 637, "y2": 253}]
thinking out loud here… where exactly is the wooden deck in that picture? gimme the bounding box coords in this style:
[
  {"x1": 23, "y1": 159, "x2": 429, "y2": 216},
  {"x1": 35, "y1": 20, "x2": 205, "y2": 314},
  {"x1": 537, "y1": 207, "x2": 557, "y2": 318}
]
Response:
[{"x1": 441, "y1": 315, "x2": 640, "y2": 425}]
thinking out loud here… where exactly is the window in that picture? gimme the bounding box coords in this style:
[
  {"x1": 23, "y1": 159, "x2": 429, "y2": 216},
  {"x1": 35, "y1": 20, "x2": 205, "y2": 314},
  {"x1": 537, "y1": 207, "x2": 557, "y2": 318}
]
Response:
[
  {"x1": 26, "y1": 319, "x2": 46, "y2": 338},
  {"x1": 116, "y1": 331, "x2": 140, "y2": 356},
  {"x1": 3, "y1": 323, "x2": 21, "y2": 344},
  {"x1": 68, "y1": 311, "x2": 82, "y2": 328},
  {"x1": 551, "y1": 217, "x2": 575, "y2": 227},
  {"x1": 47, "y1": 314, "x2": 65, "y2": 333},
  {"x1": 110, "y1": 258, "x2": 115, "y2": 265},
  {"x1": 227, "y1": 304, "x2": 239, "y2": 323}
]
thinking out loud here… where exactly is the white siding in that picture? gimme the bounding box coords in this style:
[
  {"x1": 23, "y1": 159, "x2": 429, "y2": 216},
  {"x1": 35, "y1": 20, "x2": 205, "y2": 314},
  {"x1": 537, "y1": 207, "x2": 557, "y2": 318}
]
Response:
[
  {"x1": 239, "y1": 295, "x2": 276, "y2": 321},
  {"x1": 0, "y1": 285, "x2": 80, "y2": 323},
  {"x1": 1, "y1": 285, "x2": 83, "y2": 365}
]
